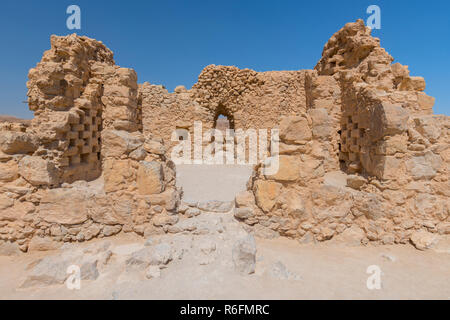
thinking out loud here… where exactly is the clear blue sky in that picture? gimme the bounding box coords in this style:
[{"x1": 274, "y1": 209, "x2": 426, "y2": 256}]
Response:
[{"x1": 1, "y1": 0, "x2": 449, "y2": 118}]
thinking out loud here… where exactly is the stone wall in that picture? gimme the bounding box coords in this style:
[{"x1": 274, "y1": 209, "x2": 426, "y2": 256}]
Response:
[
  {"x1": 0, "y1": 35, "x2": 178, "y2": 252},
  {"x1": 139, "y1": 66, "x2": 308, "y2": 156},
  {"x1": 0, "y1": 20, "x2": 448, "y2": 252},
  {"x1": 234, "y1": 20, "x2": 449, "y2": 247}
]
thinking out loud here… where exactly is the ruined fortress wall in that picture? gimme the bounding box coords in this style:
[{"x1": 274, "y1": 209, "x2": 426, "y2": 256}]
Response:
[
  {"x1": 235, "y1": 20, "x2": 449, "y2": 246},
  {"x1": 0, "y1": 35, "x2": 178, "y2": 252},
  {"x1": 140, "y1": 66, "x2": 309, "y2": 155},
  {"x1": 0, "y1": 20, "x2": 448, "y2": 253}
]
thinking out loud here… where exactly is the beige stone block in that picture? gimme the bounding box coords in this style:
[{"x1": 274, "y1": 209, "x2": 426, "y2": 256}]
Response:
[
  {"x1": 103, "y1": 159, "x2": 134, "y2": 193},
  {"x1": 137, "y1": 161, "x2": 164, "y2": 195},
  {"x1": 254, "y1": 180, "x2": 282, "y2": 213},
  {"x1": 39, "y1": 189, "x2": 88, "y2": 225},
  {"x1": 265, "y1": 155, "x2": 301, "y2": 181},
  {"x1": 0, "y1": 160, "x2": 19, "y2": 182},
  {"x1": 370, "y1": 103, "x2": 409, "y2": 140},
  {"x1": 279, "y1": 116, "x2": 312, "y2": 143},
  {"x1": 417, "y1": 92, "x2": 435, "y2": 110},
  {"x1": 18, "y1": 156, "x2": 58, "y2": 186},
  {"x1": 0, "y1": 132, "x2": 38, "y2": 155}
]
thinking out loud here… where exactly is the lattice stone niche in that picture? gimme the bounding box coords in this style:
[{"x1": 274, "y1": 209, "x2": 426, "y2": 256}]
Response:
[
  {"x1": 59, "y1": 107, "x2": 102, "y2": 183},
  {"x1": 339, "y1": 112, "x2": 368, "y2": 174}
]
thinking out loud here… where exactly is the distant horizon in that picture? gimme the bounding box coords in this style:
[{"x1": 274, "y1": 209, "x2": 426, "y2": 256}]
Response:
[{"x1": 1, "y1": 0, "x2": 449, "y2": 118}]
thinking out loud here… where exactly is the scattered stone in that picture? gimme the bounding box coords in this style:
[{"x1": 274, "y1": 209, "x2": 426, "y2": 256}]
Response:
[
  {"x1": 28, "y1": 237, "x2": 62, "y2": 252},
  {"x1": 410, "y1": 231, "x2": 438, "y2": 250},
  {"x1": 234, "y1": 207, "x2": 254, "y2": 220},
  {"x1": 145, "y1": 265, "x2": 161, "y2": 279},
  {"x1": 381, "y1": 253, "x2": 396, "y2": 262},
  {"x1": 0, "y1": 241, "x2": 21, "y2": 256},
  {"x1": 232, "y1": 235, "x2": 257, "y2": 275},
  {"x1": 197, "y1": 200, "x2": 233, "y2": 213},
  {"x1": 269, "y1": 261, "x2": 301, "y2": 280}
]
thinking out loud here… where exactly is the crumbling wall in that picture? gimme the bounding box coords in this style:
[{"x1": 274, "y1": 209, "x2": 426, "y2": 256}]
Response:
[
  {"x1": 0, "y1": 35, "x2": 178, "y2": 252},
  {"x1": 235, "y1": 20, "x2": 449, "y2": 247},
  {"x1": 0, "y1": 20, "x2": 448, "y2": 252},
  {"x1": 140, "y1": 66, "x2": 308, "y2": 157}
]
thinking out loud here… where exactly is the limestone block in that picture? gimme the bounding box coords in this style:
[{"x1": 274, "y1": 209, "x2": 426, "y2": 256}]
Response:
[
  {"x1": 417, "y1": 92, "x2": 435, "y2": 111},
  {"x1": 148, "y1": 188, "x2": 179, "y2": 211},
  {"x1": 102, "y1": 129, "x2": 144, "y2": 158},
  {"x1": 235, "y1": 190, "x2": 255, "y2": 208},
  {"x1": 103, "y1": 159, "x2": 134, "y2": 193},
  {"x1": 18, "y1": 156, "x2": 58, "y2": 186},
  {"x1": 279, "y1": 189, "x2": 307, "y2": 219},
  {"x1": 0, "y1": 131, "x2": 38, "y2": 154},
  {"x1": 279, "y1": 116, "x2": 312, "y2": 143},
  {"x1": 39, "y1": 189, "x2": 88, "y2": 225},
  {"x1": 0, "y1": 160, "x2": 19, "y2": 182},
  {"x1": 309, "y1": 108, "x2": 332, "y2": 139},
  {"x1": 413, "y1": 116, "x2": 441, "y2": 143},
  {"x1": 410, "y1": 230, "x2": 438, "y2": 250},
  {"x1": 406, "y1": 152, "x2": 442, "y2": 180},
  {"x1": 254, "y1": 180, "x2": 282, "y2": 213},
  {"x1": 370, "y1": 103, "x2": 409, "y2": 141},
  {"x1": 137, "y1": 161, "x2": 164, "y2": 195},
  {"x1": 372, "y1": 155, "x2": 404, "y2": 180},
  {"x1": 265, "y1": 155, "x2": 301, "y2": 181}
]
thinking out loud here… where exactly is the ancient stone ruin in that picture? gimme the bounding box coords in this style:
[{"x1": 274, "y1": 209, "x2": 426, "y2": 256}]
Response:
[{"x1": 0, "y1": 19, "x2": 448, "y2": 253}]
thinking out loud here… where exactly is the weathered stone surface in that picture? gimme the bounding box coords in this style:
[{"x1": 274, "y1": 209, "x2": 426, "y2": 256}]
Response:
[
  {"x1": 234, "y1": 207, "x2": 254, "y2": 220},
  {"x1": 137, "y1": 161, "x2": 164, "y2": 195},
  {"x1": 0, "y1": 160, "x2": 19, "y2": 182},
  {"x1": 20, "y1": 250, "x2": 100, "y2": 288},
  {"x1": 126, "y1": 243, "x2": 172, "y2": 269},
  {"x1": 0, "y1": 241, "x2": 21, "y2": 256},
  {"x1": 19, "y1": 156, "x2": 58, "y2": 186},
  {"x1": 279, "y1": 116, "x2": 312, "y2": 143},
  {"x1": 146, "y1": 265, "x2": 161, "y2": 279},
  {"x1": 235, "y1": 190, "x2": 255, "y2": 208},
  {"x1": 28, "y1": 237, "x2": 62, "y2": 252},
  {"x1": 39, "y1": 189, "x2": 88, "y2": 225},
  {"x1": 370, "y1": 103, "x2": 409, "y2": 140},
  {"x1": 103, "y1": 159, "x2": 134, "y2": 193},
  {"x1": 410, "y1": 231, "x2": 438, "y2": 250},
  {"x1": 309, "y1": 108, "x2": 332, "y2": 139},
  {"x1": 148, "y1": 188, "x2": 179, "y2": 211},
  {"x1": 254, "y1": 180, "x2": 282, "y2": 213},
  {"x1": 0, "y1": 131, "x2": 37, "y2": 154},
  {"x1": 197, "y1": 200, "x2": 233, "y2": 213},
  {"x1": 102, "y1": 130, "x2": 144, "y2": 158},
  {"x1": 406, "y1": 152, "x2": 442, "y2": 180},
  {"x1": 232, "y1": 235, "x2": 257, "y2": 275},
  {"x1": 265, "y1": 155, "x2": 301, "y2": 182}
]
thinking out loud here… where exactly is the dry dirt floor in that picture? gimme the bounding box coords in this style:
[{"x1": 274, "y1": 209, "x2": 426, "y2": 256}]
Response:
[{"x1": 0, "y1": 211, "x2": 449, "y2": 300}]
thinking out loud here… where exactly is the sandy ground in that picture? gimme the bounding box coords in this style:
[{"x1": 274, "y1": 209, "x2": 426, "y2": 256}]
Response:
[
  {"x1": 0, "y1": 164, "x2": 448, "y2": 300},
  {"x1": 0, "y1": 212, "x2": 449, "y2": 300}
]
